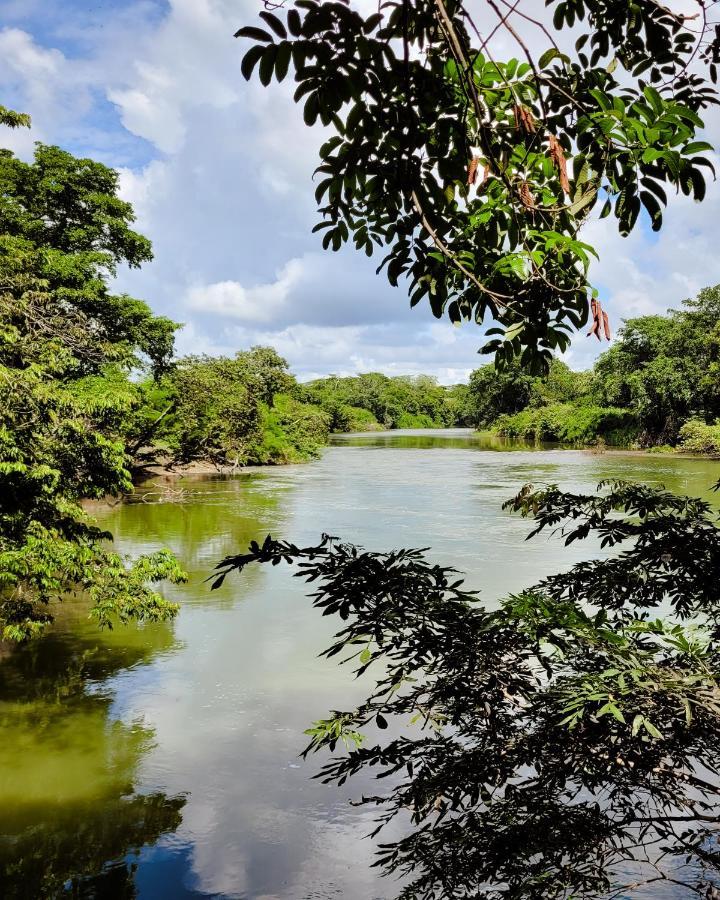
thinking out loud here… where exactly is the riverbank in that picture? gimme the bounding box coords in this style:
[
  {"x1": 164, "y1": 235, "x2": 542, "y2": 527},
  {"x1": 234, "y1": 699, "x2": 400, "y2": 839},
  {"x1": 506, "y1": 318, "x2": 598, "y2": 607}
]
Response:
[{"x1": 137, "y1": 429, "x2": 720, "y2": 482}]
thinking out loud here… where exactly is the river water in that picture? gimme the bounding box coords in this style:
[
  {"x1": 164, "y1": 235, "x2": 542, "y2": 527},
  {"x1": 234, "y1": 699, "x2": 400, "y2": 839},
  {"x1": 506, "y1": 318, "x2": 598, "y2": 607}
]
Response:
[{"x1": 1, "y1": 430, "x2": 719, "y2": 899}]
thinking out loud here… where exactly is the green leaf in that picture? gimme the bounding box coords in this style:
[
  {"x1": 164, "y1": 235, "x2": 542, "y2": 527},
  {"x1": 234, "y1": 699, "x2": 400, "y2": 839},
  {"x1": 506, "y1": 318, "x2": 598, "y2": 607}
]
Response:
[
  {"x1": 234, "y1": 25, "x2": 274, "y2": 42},
  {"x1": 259, "y1": 10, "x2": 287, "y2": 38},
  {"x1": 275, "y1": 42, "x2": 292, "y2": 82},
  {"x1": 642, "y1": 719, "x2": 664, "y2": 740},
  {"x1": 684, "y1": 141, "x2": 714, "y2": 155},
  {"x1": 259, "y1": 45, "x2": 278, "y2": 86},
  {"x1": 241, "y1": 45, "x2": 264, "y2": 81}
]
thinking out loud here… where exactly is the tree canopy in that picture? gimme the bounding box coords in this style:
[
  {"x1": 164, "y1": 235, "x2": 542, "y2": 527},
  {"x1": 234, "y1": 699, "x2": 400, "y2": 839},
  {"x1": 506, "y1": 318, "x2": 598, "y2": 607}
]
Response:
[
  {"x1": 0, "y1": 130, "x2": 185, "y2": 640},
  {"x1": 236, "y1": 0, "x2": 719, "y2": 371}
]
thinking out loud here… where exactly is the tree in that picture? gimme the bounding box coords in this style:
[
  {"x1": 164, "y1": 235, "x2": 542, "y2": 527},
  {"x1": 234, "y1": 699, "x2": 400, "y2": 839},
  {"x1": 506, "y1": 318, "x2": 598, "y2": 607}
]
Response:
[
  {"x1": 159, "y1": 354, "x2": 264, "y2": 468},
  {"x1": 0, "y1": 130, "x2": 185, "y2": 640},
  {"x1": 306, "y1": 371, "x2": 458, "y2": 428},
  {"x1": 464, "y1": 360, "x2": 537, "y2": 425},
  {"x1": 463, "y1": 357, "x2": 590, "y2": 427},
  {"x1": 592, "y1": 288, "x2": 720, "y2": 443},
  {"x1": 235, "y1": 0, "x2": 719, "y2": 371},
  {"x1": 155, "y1": 350, "x2": 332, "y2": 468},
  {"x1": 233, "y1": 345, "x2": 296, "y2": 405},
  {"x1": 215, "y1": 479, "x2": 720, "y2": 898}
]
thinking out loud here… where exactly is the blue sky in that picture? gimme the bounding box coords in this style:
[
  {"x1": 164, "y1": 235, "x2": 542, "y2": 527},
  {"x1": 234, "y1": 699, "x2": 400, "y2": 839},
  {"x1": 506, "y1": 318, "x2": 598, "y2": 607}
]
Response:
[{"x1": 1, "y1": 0, "x2": 719, "y2": 381}]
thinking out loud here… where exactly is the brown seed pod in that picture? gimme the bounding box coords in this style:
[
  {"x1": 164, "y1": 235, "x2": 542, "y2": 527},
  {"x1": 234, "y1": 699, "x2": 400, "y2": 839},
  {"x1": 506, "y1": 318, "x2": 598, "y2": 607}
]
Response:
[
  {"x1": 467, "y1": 157, "x2": 479, "y2": 186},
  {"x1": 602, "y1": 309, "x2": 611, "y2": 341},
  {"x1": 548, "y1": 134, "x2": 570, "y2": 195},
  {"x1": 514, "y1": 105, "x2": 536, "y2": 135},
  {"x1": 587, "y1": 298, "x2": 600, "y2": 339},
  {"x1": 519, "y1": 181, "x2": 535, "y2": 208}
]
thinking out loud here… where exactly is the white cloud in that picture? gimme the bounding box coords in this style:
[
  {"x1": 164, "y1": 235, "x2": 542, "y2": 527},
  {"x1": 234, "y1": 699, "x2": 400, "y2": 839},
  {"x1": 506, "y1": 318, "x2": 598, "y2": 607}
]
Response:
[{"x1": 186, "y1": 258, "x2": 305, "y2": 322}]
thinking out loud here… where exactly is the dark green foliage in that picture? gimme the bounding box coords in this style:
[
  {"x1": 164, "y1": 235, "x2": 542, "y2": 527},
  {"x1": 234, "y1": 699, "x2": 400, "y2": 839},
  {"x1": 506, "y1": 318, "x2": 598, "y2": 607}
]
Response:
[
  {"x1": 216, "y1": 477, "x2": 720, "y2": 897},
  {"x1": 154, "y1": 350, "x2": 331, "y2": 467},
  {"x1": 0, "y1": 137, "x2": 186, "y2": 640},
  {"x1": 463, "y1": 360, "x2": 539, "y2": 427},
  {"x1": 592, "y1": 286, "x2": 720, "y2": 444},
  {"x1": 235, "y1": 0, "x2": 718, "y2": 371},
  {"x1": 305, "y1": 372, "x2": 457, "y2": 430}
]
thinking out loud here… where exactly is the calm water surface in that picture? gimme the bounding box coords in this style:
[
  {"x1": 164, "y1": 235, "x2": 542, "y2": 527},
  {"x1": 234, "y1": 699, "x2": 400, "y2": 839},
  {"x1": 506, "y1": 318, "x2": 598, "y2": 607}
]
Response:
[{"x1": 2, "y1": 430, "x2": 719, "y2": 898}]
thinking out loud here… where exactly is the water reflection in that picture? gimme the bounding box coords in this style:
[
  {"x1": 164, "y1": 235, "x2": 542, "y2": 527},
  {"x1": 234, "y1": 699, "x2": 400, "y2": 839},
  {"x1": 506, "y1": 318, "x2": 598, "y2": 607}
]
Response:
[
  {"x1": 1, "y1": 435, "x2": 719, "y2": 898},
  {"x1": 331, "y1": 426, "x2": 533, "y2": 450},
  {"x1": 0, "y1": 612, "x2": 186, "y2": 898}
]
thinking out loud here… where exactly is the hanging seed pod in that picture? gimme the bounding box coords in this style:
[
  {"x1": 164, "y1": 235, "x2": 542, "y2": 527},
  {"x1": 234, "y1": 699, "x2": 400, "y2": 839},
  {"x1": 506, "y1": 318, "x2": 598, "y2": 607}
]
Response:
[
  {"x1": 602, "y1": 309, "x2": 611, "y2": 340},
  {"x1": 548, "y1": 134, "x2": 571, "y2": 195},
  {"x1": 467, "y1": 157, "x2": 480, "y2": 186},
  {"x1": 475, "y1": 163, "x2": 492, "y2": 196},
  {"x1": 587, "y1": 298, "x2": 601, "y2": 339},
  {"x1": 514, "y1": 105, "x2": 536, "y2": 135},
  {"x1": 519, "y1": 181, "x2": 535, "y2": 208}
]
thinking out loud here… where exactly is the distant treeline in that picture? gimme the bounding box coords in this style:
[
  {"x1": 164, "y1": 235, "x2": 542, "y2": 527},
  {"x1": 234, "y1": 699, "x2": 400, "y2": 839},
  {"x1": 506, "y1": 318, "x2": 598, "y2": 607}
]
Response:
[
  {"x1": 302, "y1": 372, "x2": 466, "y2": 431},
  {"x1": 98, "y1": 281, "x2": 720, "y2": 473},
  {"x1": 157, "y1": 282, "x2": 720, "y2": 470},
  {"x1": 300, "y1": 285, "x2": 720, "y2": 454}
]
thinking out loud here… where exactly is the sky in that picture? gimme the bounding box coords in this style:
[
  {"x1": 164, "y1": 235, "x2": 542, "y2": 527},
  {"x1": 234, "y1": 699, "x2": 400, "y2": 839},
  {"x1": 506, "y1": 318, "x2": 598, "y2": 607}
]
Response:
[{"x1": 1, "y1": 0, "x2": 719, "y2": 382}]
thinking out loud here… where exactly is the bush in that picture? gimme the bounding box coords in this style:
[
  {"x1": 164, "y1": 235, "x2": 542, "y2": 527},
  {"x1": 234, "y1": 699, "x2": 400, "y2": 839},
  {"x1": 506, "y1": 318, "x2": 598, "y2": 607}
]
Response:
[
  {"x1": 248, "y1": 394, "x2": 331, "y2": 464},
  {"x1": 677, "y1": 419, "x2": 720, "y2": 456},
  {"x1": 495, "y1": 403, "x2": 638, "y2": 446},
  {"x1": 323, "y1": 403, "x2": 382, "y2": 432},
  {"x1": 344, "y1": 405, "x2": 383, "y2": 431},
  {"x1": 396, "y1": 412, "x2": 437, "y2": 429}
]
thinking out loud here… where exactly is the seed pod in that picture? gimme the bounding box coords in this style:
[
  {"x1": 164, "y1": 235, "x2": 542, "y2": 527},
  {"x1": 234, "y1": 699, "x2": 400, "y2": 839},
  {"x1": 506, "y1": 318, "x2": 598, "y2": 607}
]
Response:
[
  {"x1": 602, "y1": 309, "x2": 611, "y2": 340},
  {"x1": 514, "y1": 104, "x2": 536, "y2": 135},
  {"x1": 467, "y1": 157, "x2": 479, "y2": 186},
  {"x1": 519, "y1": 181, "x2": 535, "y2": 208},
  {"x1": 548, "y1": 134, "x2": 570, "y2": 195},
  {"x1": 587, "y1": 298, "x2": 600, "y2": 339}
]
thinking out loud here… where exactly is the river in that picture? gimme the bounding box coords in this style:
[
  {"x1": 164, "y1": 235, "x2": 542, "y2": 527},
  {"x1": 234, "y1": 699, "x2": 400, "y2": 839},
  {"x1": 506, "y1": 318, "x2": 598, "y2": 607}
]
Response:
[{"x1": 1, "y1": 430, "x2": 719, "y2": 898}]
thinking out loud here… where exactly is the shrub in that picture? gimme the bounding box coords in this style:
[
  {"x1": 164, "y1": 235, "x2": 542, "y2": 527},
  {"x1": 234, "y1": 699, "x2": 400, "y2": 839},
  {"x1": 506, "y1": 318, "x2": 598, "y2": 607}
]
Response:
[
  {"x1": 396, "y1": 412, "x2": 437, "y2": 429},
  {"x1": 677, "y1": 419, "x2": 720, "y2": 456},
  {"x1": 248, "y1": 394, "x2": 331, "y2": 464},
  {"x1": 495, "y1": 403, "x2": 638, "y2": 446}
]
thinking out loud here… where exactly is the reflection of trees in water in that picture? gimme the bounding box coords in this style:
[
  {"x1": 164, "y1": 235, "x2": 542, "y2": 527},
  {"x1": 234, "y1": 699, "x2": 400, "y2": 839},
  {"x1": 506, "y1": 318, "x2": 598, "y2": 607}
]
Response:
[
  {"x1": 95, "y1": 473, "x2": 294, "y2": 595},
  {"x1": 0, "y1": 611, "x2": 185, "y2": 898},
  {"x1": 1, "y1": 793, "x2": 184, "y2": 899}
]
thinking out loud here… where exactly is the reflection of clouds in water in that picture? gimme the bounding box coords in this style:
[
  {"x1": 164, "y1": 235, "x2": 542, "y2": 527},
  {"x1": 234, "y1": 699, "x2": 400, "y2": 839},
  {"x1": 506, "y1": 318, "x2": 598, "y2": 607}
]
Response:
[{"x1": 110, "y1": 592, "x2": 398, "y2": 898}]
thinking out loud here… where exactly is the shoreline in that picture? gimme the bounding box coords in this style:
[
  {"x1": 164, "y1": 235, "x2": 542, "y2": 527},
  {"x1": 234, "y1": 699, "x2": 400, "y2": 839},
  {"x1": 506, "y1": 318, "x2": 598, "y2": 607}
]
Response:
[{"x1": 133, "y1": 431, "x2": 720, "y2": 485}]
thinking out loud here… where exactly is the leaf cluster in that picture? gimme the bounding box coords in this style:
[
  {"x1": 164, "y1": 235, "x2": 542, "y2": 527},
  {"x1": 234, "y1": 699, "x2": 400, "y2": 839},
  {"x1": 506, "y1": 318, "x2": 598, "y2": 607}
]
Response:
[
  {"x1": 0, "y1": 141, "x2": 184, "y2": 639},
  {"x1": 235, "y1": 0, "x2": 718, "y2": 371}
]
